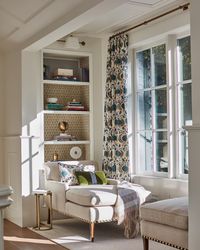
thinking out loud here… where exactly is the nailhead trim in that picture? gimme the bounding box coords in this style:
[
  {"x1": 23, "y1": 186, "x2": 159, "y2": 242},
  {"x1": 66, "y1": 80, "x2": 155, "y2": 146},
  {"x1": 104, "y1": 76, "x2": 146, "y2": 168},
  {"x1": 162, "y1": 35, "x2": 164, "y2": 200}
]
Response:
[{"x1": 143, "y1": 235, "x2": 188, "y2": 250}]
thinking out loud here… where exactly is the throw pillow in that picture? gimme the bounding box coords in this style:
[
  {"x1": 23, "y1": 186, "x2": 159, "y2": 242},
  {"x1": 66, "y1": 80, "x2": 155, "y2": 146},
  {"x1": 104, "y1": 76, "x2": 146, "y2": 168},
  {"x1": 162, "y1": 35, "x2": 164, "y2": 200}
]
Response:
[
  {"x1": 82, "y1": 164, "x2": 95, "y2": 172},
  {"x1": 58, "y1": 164, "x2": 73, "y2": 184},
  {"x1": 75, "y1": 171, "x2": 107, "y2": 185},
  {"x1": 58, "y1": 163, "x2": 83, "y2": 185},
  {"x1": 74, "y1": 171, "x2": 96, "y2": 185},
  {"x1": 95, "y1": 171, "x2": 108, "y2": 184}
]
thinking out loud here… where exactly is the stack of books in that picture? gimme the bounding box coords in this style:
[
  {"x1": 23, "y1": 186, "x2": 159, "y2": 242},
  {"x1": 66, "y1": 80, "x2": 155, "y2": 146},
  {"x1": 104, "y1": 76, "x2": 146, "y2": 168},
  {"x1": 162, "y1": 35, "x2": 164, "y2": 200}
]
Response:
[
  {"x1": 46, "y1": 103, "x2": 64, "y2": 110},
  {"x1": 67, "y1": 101, "x2": 85, "y2": 111},
  {"x1": 52, "y1": 68, "x2": 78, "y2": 81},
  {"x1": 54, "y1": 133, "x2": 76, "y2": 141}
]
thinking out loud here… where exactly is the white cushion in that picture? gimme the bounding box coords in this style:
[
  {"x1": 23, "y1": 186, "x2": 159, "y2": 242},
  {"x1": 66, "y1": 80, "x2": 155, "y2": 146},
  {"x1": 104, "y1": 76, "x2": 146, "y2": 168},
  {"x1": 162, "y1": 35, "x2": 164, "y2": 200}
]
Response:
[
  {"x1": 66, "y1": 185, "x2": 118, "y2": 206},
  {"x1": 140, "y1": 197, "x2": 188, "y2": 230},
  {"x1": 65, "y1": 202, "x2": 115, "y2": 222}
]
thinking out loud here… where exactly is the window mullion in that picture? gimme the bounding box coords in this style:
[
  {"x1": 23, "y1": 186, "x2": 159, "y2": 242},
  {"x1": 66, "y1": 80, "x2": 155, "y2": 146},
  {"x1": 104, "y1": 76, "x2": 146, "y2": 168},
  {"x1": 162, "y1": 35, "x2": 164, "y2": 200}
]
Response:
[
  {"x1": 151, "y1": 48, "x2": 156, "y2": 173},
  {"x1": 167, "y1": 34, "x2": 177, "y2": 178}
]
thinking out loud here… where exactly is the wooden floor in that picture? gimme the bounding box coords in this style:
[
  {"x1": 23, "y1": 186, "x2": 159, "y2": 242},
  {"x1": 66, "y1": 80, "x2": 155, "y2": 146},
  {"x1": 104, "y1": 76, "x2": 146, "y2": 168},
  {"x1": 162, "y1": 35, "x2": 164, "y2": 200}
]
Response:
[{"x1": 4, "y1": 219, "x2": 67, "y2": 250}]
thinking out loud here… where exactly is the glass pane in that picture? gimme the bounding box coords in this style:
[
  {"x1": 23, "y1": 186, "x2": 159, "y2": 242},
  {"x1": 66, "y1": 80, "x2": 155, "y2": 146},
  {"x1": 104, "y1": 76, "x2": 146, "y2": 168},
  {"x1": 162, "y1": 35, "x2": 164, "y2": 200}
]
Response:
[
  {"x1": 152, "y1": 44, "x2": 166, "y2": 86},
  {"x1": 179, "y1": 130, "x2": 189, "y2": 174},
  {"x1": 155, "y1": 88, "x2": 167, "y2": 129},
  {"x1": 178, "y1": 36, "x2": 191, "y2": 81},
  {"x1": 179, "y1": 83, "x2": 192, "y2": 127},
  {"x1": 136, "y1": 49, "x2": 151, "y2": 89},
  {"x1": 138, "y1": 91, "x2": 152, "y2": 130},
  {"x1": 155, "y1": 132, "x2": 168, "y2": 172},
  {"x1": 138, "y1": 132, "x2": 153, "y2": 171}
]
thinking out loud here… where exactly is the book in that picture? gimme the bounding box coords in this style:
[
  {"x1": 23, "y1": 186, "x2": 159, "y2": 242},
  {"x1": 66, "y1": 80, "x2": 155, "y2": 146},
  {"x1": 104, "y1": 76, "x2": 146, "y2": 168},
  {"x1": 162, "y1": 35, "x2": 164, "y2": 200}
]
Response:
[
  {"x1": 67, "y1": 106, "x2": 85, "y2": 111},
  {"x1": 46, "y1": 103, "x2": 64, "y2": 110},
  {"x1": 54, "y1": 68, "x2": 73, "y2": 76},
  {"x1": 68, "y1": 102, "x2": 82, "y2": 106}
]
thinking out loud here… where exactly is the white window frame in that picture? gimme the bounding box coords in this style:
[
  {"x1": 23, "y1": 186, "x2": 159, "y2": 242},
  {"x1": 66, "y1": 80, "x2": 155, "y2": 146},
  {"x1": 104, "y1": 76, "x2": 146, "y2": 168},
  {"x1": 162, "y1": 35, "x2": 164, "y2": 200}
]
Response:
[
  {"x1": 175, "y1": 32, "x2": 191, "y2": 179},
  {"x1": 133, "y1": 32, "x2": 191, "y2": 179}
]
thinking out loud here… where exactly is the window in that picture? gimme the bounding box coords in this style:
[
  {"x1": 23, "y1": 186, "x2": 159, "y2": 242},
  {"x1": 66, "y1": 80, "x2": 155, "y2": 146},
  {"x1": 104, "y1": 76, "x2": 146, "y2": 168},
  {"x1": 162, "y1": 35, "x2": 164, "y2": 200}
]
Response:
[
  {"x1": 177, "y1": 36, "x2": 192, "y2": 175},
  {"x1": 135, "y1": 35, "x2": 192, "y2": 178}
]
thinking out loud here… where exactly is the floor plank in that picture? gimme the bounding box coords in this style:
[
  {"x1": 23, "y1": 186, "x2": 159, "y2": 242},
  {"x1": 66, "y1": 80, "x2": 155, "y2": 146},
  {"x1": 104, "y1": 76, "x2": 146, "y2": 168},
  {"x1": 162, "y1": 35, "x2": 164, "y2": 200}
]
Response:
[{"x1": 4, "y1": 219, "x2": 67, "y2": 250}]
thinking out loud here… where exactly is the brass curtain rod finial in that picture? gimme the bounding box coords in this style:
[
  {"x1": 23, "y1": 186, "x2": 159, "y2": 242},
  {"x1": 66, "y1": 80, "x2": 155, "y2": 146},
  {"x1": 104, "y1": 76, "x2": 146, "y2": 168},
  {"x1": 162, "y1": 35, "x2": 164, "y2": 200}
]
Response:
[{"x1": 182, "y1": 4, "x2": 189, "y2": 11}]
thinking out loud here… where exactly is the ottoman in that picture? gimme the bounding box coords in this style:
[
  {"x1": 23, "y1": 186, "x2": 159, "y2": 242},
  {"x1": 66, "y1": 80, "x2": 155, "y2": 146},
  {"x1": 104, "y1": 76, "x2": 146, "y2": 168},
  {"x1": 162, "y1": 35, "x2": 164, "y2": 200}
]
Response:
[{"x1": 140, "y1": 197, "x2": 188, "y2": 250}]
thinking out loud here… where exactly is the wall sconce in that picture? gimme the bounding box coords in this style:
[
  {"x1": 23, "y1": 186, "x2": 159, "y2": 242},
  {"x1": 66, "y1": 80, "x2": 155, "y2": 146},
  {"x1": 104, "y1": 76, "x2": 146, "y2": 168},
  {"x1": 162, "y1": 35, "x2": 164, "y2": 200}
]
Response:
[{"x1": 58, "y1": 35, "x2": 86, "y2": 49}]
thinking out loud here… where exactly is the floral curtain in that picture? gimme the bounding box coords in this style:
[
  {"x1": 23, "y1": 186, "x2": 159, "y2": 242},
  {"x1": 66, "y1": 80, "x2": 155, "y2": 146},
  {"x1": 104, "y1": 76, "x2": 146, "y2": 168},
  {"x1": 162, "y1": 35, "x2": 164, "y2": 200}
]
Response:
[{"x1": 103, "y1": 34, "x2": 129, "y2": 181}]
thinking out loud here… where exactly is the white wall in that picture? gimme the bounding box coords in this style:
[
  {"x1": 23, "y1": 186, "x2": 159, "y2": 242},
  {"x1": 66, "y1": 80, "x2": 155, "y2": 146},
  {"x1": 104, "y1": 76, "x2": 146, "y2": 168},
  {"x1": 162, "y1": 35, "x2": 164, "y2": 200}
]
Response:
[
  {"x1": 3, "y1": 51, "x2": 23, "y2": 226},
  {"x1": 129, "y1": 11, "x2": 190, "y2": 48},
  {"x1": 188, "y1": 1, "x2": 200, "y2": 249},
  {"x1": 21, "y1": 51, "x2": 46, "y2": 226}
]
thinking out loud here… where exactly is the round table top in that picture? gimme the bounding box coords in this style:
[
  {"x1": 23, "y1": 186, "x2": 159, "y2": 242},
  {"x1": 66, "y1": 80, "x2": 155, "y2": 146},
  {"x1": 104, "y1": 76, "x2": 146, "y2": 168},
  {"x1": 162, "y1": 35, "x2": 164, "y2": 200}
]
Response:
[
  {"x1": 32, "y1": 189, "x2": 51, "y2": 195},
  {"x1": 0, "y1": 185, "x2": 13, "y2": 209},
  {"x1": 0, "y1": 185, "x2": 13, "y2": 197}
]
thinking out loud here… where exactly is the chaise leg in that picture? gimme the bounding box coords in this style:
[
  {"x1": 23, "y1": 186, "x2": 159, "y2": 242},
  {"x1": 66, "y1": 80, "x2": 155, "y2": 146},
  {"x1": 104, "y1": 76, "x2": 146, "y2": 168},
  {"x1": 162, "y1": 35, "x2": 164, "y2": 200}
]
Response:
[
  {"x1": 142, "y1": 236, "x2": 149, "y2": 250},
  {"x1": 90, "y1": 222, "x2": 95, "y2": 242}
]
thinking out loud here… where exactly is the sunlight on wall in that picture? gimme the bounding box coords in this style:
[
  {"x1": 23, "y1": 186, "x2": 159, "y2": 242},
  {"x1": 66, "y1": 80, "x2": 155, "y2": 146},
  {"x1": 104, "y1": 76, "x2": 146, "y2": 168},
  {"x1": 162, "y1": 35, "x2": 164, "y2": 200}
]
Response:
[{"x1": 21, "y1": 116, "x2": 41, "y2": 197}]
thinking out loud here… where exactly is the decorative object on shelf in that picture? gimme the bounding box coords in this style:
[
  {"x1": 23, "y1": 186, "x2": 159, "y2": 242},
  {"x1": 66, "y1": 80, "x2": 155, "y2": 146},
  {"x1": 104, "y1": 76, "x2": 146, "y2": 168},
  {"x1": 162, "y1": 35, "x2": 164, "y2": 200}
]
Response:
[
  {"x1": 47, "y1": 97, "x2": 58, "y2": 104},
  {"x1": 43, "y1": 64, "x2": 49, "y2": 79},
  {"x1": 70, "y1": 146, "x2": 82, "y2": 159},
  {"x1": 53, "y1": 152, "x2": 58, "y2": 161},
  {"x1": 67, "y1": 99, "x2": 85, "y2": 111},
  {"x1": 79, "y1": 67, "x2": 89, "y2": 82},
  {"x1": 58, "y1": 121, "x2": 69, "y2": 133},
  {"x1": 54, "y1": 121, "x2": 76, "y2": 141},
  {"x1": 52, "y1": 68, "x2": 78, "y2": 81},
  {"x1": 54, "y1": 68, "x2": 73, "y2": 76},
  {"x1": 52, "y1": 75, "x2": 78, "y2": 81}
]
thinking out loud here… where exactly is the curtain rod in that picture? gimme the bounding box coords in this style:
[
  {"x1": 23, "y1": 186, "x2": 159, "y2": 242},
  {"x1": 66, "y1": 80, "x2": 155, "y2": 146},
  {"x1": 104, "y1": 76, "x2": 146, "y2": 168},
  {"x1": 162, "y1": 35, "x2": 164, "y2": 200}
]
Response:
[{"x1": 110, "y1": 2, "x2": 190, "y2": 40}]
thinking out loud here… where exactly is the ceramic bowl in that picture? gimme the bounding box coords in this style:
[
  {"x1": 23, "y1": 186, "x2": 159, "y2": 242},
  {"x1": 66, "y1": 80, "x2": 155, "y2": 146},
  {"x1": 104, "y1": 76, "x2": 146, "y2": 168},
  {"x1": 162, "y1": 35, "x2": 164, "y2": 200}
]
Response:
[{"x1": 47, "y1": 97, "x2": 58, "y2": 103}]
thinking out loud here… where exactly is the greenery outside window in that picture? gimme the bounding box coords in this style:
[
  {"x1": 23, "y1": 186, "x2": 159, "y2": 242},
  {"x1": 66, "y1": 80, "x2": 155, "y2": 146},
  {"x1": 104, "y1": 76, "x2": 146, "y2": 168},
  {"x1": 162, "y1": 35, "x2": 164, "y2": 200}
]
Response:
[
  {"x1": 135, "y1": 35, "x2": 192, "y2": 178},
  {"x1": 177, "y1": 36, "x2": 192, "y2": 175}
]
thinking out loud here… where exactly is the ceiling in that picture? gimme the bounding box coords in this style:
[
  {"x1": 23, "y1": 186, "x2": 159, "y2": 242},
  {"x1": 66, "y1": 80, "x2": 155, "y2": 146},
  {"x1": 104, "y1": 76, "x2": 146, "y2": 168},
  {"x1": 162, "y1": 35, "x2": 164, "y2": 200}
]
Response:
[
  {"x1": 0, "y1": 0, "x2": 188, "y2": 51},
  {"x1": 75, "y1": 0, "x2": 186, "y2": 36}
]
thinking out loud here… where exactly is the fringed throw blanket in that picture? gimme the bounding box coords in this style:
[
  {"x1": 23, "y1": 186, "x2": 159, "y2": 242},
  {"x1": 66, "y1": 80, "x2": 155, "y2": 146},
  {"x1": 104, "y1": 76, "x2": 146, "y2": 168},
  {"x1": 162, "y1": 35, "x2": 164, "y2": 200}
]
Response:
[{"x1": 114, "y1": 181, "x2": 151, "y2": 239}]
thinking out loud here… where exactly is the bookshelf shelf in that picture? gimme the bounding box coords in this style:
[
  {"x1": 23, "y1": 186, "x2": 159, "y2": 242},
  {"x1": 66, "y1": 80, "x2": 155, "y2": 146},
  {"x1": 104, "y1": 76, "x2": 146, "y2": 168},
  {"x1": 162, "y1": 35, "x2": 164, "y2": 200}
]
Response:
[{"x1": 44, "y1": 140, "x2": 90, "y2": 145}]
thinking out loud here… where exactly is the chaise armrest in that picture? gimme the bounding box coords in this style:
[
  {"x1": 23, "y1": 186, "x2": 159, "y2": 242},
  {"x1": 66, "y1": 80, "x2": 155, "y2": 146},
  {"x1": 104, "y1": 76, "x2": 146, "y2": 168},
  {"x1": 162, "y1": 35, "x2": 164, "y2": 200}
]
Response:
[
  {"x1": 45, "y1": 180, "x2": 69, "y2": 214},
  {"x1": 107, "y1": 178, "x2": 121, "y2": 185}
]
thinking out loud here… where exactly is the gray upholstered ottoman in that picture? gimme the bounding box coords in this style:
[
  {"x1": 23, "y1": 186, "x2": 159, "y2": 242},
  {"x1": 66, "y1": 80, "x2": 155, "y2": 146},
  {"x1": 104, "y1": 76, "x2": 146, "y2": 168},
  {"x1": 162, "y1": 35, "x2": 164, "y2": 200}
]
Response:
[{"x1": 140, "y1": 197, "x2": 188, "y2": 250}]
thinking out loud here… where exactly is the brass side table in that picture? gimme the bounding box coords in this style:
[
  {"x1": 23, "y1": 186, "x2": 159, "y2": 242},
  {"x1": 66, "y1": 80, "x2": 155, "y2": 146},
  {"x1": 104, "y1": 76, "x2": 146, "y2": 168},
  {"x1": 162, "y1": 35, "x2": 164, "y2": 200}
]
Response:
[{"x1": 33, "y1": 190, "x2": 52, "y2": 230}]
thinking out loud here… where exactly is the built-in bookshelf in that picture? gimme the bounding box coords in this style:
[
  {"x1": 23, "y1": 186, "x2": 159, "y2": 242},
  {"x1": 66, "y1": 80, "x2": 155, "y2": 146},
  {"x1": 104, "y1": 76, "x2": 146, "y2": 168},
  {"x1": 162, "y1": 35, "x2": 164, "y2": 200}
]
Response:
[{"x1": 41, "y1": 49, "x2": 93, "y2": 162}]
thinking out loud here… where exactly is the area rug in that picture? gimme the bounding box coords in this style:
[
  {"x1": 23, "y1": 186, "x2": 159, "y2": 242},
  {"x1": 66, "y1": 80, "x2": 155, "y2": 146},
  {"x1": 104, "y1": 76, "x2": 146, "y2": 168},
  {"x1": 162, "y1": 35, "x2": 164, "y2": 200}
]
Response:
[{"x1": 31, "y1": 218, "x2": 174, "y2": 250}]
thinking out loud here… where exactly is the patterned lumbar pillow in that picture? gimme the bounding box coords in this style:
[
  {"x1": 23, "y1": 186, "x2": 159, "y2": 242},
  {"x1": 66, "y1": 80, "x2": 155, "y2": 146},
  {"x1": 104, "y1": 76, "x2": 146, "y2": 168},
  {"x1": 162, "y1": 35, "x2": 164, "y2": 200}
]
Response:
[
  {"x1": 75, "y1": 171, "x2": 107, "y2": 185},
  {"x1": 58, "y1": 163, "x2": 83, "y2": 185}
]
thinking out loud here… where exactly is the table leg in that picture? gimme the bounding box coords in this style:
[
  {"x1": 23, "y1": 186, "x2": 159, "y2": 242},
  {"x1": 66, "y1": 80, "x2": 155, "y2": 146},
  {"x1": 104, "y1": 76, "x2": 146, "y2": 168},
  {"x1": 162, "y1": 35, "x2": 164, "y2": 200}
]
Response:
[
  {"x1": 0, "y1": 210, "x2": 4, "y2": 250},
  {"x1": 47, "y1": 193, "x2": 52, "y2": 227},
  {"x1": 37, "y1": 195, "x2": 41, "y2": 230}
]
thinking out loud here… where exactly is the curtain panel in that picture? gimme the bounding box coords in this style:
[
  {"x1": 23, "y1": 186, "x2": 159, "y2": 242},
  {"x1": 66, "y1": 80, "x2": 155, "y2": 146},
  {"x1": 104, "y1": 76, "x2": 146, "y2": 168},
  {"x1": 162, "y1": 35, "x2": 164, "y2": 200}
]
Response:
[{"x1": 103, "y1": 34, "x2": 129, "y2": 181}]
